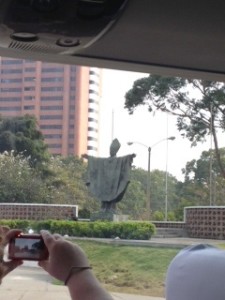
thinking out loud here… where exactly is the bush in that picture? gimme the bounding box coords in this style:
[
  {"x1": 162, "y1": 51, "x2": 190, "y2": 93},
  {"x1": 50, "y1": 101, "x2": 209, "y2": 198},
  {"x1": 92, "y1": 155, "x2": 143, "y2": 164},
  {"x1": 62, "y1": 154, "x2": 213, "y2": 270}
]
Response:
[{"x1": 0, "y1": 220, "x2": 155, "y2": 240}]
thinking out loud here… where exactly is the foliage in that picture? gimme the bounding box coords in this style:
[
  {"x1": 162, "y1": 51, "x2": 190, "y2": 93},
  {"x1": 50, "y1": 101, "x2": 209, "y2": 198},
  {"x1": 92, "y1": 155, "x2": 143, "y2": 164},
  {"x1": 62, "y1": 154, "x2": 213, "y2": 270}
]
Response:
[
  {"x1": 46, "y1": 156, "x2": 99, "y2": 210},
  {"x1": 79, "y1": 208, "x2": 91, "y2": 218},
  {"x1": 118, "y1": 168, "x2": 180, "y2": 219},
  {"x1": 117, "y1": 179, "x2": 146, "y2": 219},
  {"x1": 181, "y1": 148, "x2": 225, "y2": 206},
  {"x1": 125, "y1": 76, "x2": 225, "y2": 177},
  {"x1": 0, "y1": 220, "x2": 156, "y2": 240},
  {"x1": 0, "y1": 152, "x2": 97, "y2": 207},
  {"x1": 0, "y1": 151, "x2": 52, "y2": 203},
  {"x1": 0, "y1": 115, "x2": 49, "y2": 166},
  {"x1": 152, "y1": 211, "x2": 164, "y2": 221}
]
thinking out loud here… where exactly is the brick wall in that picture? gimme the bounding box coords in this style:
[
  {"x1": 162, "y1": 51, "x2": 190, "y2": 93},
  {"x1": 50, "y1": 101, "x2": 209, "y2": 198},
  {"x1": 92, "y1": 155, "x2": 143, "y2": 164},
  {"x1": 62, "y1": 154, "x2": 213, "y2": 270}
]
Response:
[
  {"x1": 153, "y1": 221, "x2": 185, "y2": 229},
  {"x1": 153, "y1": 207, "x2": 225, "y2": 239},
  {"x1": 185, "y1": 206, "x2": 225, "y2": 239},
  {"x1": 0, "y1": 203, "x2": 78, "y2": 221}
]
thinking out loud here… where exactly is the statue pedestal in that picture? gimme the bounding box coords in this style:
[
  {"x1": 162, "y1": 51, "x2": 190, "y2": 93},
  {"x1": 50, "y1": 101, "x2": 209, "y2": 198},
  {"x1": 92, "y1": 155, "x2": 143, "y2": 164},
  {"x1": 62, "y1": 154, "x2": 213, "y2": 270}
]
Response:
[
  {"x1": 90, "y1": 211, "x2": 129, "y2": 222},
  {"x1": 113, "y1": 214, "x2": 129, "y2": 222}
]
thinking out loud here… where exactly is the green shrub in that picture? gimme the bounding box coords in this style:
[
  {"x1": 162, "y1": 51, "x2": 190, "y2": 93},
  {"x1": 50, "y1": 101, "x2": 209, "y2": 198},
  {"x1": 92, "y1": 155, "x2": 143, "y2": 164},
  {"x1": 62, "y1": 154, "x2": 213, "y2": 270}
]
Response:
[
  {"x1": 152, "y1": 211, "x2": 164, "y2": 221},
  {"x1": 0, "y1": 220, "x2": 155, "y2": 240}
]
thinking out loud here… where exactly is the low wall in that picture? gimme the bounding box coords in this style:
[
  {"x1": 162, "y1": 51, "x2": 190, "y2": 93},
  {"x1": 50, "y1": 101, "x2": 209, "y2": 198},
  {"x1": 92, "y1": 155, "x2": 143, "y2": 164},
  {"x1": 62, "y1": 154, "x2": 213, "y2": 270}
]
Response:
[
  {"x1": 185, "y1": 206, "x2": 225, "y2": 239},
  {"x1": 153, "y1": 221, "x2": 185, "y2": 229},
  {"x1": 0, "y1": 203, "x2": 78, "y2": 221},
  {"x1": 153, "y1": 207, "x2": 225, "y2": 239},
  {"x1": 1, "y1": 204, "x2": 225, "y2": 240}
]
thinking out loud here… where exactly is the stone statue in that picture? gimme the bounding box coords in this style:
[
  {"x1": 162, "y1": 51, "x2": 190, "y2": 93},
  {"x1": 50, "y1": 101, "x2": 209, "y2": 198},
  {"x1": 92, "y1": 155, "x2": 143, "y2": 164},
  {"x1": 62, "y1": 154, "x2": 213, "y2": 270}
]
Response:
[{"x1": 82, "y1": 139, "x2": 135, "y2": 212}]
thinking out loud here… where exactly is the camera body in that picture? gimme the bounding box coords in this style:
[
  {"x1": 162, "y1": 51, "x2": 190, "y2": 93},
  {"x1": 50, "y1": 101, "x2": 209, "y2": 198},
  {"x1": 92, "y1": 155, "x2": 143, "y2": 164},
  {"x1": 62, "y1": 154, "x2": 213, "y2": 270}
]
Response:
[{"x1": 8, "y1": 234, "x2": 49, "y2": 261}]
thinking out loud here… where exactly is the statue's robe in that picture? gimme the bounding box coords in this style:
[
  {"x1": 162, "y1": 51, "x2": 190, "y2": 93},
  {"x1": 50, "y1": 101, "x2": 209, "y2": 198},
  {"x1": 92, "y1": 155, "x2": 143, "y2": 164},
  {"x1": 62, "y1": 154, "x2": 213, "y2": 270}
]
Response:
[{"x1": 86, "y1": 154, "x2": 134, "y2": 203}]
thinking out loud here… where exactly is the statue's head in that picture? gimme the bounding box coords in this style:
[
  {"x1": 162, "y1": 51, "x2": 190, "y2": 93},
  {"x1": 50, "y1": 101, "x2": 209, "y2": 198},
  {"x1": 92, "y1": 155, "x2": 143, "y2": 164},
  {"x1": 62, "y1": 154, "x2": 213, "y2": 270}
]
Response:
[{"x1": 110, "y1": 138, "x2": 121, "y2": 157}]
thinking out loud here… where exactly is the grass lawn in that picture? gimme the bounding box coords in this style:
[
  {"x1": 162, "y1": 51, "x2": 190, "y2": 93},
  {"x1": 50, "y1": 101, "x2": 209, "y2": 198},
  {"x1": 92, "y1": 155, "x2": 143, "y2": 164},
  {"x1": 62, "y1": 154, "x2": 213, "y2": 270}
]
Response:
[{"x1": 69, "y1": 240, "x2": 180, "y2": 297}]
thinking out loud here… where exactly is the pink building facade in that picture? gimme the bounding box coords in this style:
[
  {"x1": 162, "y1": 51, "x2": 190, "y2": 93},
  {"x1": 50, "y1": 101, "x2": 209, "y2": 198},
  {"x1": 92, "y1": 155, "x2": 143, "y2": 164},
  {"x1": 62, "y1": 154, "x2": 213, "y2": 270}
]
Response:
[{"x1": 0, "y1": 57, "x2": 101, "y2": 157}]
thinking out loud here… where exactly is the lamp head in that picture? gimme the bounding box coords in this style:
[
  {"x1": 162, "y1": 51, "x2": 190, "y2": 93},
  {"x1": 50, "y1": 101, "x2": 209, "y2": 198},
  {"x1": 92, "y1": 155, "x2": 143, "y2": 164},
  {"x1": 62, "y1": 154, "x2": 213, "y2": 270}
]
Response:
[{"x1": 168, "y1": 136, "x2": 176, "y2": 141}]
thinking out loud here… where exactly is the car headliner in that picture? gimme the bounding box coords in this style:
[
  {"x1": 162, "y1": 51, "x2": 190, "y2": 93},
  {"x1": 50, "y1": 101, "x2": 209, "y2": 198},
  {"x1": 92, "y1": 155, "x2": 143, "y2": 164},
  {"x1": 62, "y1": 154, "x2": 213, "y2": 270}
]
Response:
[{"x1": 0, "y1": 0, "x2": 225, "y2": 81}]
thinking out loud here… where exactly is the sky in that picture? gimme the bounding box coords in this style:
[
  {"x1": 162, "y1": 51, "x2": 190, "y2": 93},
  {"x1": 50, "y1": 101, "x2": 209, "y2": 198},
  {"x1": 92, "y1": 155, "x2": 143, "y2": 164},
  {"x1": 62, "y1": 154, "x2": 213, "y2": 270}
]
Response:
[{"x1": 99, "y1": 68, "x2": 219, "y2": 182}]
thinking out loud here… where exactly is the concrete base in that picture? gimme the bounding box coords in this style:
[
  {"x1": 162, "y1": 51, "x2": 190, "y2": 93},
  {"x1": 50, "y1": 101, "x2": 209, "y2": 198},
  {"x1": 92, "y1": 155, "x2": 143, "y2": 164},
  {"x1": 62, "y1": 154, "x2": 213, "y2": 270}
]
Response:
[
  {"x1": 113, "y1": 214, "x2": 129, "y2": 222},
  {"x1": 90, "y1": 211, "x2": 129, "y2": 222}
]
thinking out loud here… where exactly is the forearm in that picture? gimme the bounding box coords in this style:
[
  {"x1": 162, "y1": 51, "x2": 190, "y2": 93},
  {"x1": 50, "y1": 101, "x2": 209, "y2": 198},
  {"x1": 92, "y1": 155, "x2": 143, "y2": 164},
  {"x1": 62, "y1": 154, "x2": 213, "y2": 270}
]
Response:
[{"x1": 67, "y1": 270, "x2": 113, "y2": 300}]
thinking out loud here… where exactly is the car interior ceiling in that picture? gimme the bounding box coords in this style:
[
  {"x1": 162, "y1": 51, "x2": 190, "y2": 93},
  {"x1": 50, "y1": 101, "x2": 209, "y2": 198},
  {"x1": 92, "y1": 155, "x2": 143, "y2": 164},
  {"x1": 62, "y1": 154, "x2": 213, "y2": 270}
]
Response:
[{"x1": 0, "y1": 0, "x2": 224, "y2": 81}]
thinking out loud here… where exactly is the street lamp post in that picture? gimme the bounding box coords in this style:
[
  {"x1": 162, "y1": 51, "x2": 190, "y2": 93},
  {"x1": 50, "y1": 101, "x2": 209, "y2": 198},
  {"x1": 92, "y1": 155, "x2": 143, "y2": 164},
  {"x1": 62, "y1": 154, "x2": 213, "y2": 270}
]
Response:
[{"x1": 128, "y1": 136, "x2": 175, "y2": 220}]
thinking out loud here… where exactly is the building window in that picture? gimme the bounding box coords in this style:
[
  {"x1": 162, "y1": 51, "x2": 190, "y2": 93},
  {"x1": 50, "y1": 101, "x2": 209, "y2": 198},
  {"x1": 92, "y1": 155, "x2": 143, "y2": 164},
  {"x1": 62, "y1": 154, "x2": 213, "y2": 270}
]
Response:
[
  {"x1": 24, "y1": 106, "x2": 35, "y2": 110},
  {"x1": 41, "y1": 87, "x2": 63, "y2": 92},
  {"x1": 88, "y1": 137, "x2": 97, "y2": 142},
  {"x1": 88, "y1": 108, "x2": 98, "y2": 113},
  {"x1": 1, "y1": 69, "x2": 22, "y2": 74},
  {"x1": 24, "y1": 86, "x2": 35, "y2": 91},
  {"x1": 48, "y1": 144, "x2": 61, "y2": 148},
  {"x1": 88, "y1": 117, "x2": 98, "y2": 123},
  {"x1": 24, "y1": 96, "x2": 35, "y2": 101},
  {"x1": 89, "y1": 89, "x2": 98, "y2": 95},
  {"x1": 44, "y1": 134, "x2": 62, "y2": 139},
  {"x1": 1, "y1": 88, "x2": 22, "y2": 92},
  {"x1": 42, "y1": 67, "x2": 64, "y2": 73},
  {"x1": 0, "y1": 97, "x2": 20, "y2": 102},
  {"x1": 41, "y1": 77, "x2": 63, "y2": 82},
  {"x1": 88, "y1": 127, "x2": 98, "y2": 132},
  {"x1": 0, "y1": 107, "x2": 21, "y2": 111},
  {"x1": 41, "y1": 96, "x2": 63, "y2": 101},
  {"x1": 40, "y1": 125, "x2": 62, "y2": 129},
  {"x1": 40, "y1": 106, "x2": 63, "y2": 110},
  {"x1": 40, "y1": 115, "x2": 62, "y2": 120},
  {"x1": 2, "y1": 59, "x2": 23, "y2": 65},
  {"x1": 25, "y1": 67, "x2": 35, "y2": 72},
  {"x1": 89, "y1": 99, "x2": 99, "y2": 104},
  {"x1": 89, "y1": 70, "x2": 99, "y2": 76},
  {"x1": 24, "y1": 77, "x2": 35, "y2": 82},
  {"x1": 0, "y1": 78, "x2": 22, "y2": 83},
  {"x1": 71, "y1": 66, "x2": 76, "y2": 71},
  {"x1": 87, "y1": 145, "x2": 97, "y2": 151}
]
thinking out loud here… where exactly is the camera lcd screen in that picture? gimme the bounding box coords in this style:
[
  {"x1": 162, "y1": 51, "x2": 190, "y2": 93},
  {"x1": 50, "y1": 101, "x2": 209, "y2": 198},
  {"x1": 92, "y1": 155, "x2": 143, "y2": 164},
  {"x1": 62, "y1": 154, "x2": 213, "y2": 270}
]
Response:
[{"x1": 9, "y1": 235, "x2": 49, "y2": 261}]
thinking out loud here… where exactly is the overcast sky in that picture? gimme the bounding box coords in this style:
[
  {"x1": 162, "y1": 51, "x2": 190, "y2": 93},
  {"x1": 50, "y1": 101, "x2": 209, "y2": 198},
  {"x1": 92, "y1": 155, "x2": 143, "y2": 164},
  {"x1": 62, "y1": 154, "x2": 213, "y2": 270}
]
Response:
[{"x1": 99, "y1": 68, "x2": 220, "y2": 182}]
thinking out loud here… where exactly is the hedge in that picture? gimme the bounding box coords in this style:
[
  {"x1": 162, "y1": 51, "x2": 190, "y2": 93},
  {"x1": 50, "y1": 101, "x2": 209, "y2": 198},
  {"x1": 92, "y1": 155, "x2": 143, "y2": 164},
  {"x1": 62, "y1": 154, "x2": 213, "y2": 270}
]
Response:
[{"x1": 0, "y1": 220, "x2": 155, "y2": 240}]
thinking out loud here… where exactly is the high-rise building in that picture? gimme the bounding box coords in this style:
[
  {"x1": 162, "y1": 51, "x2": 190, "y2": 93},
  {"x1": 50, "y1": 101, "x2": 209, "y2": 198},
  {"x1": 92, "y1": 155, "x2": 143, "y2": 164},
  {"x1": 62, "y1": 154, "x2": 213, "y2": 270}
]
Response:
[{"x1": 0, "y1": 57, "x2": 102, "y2": 157}]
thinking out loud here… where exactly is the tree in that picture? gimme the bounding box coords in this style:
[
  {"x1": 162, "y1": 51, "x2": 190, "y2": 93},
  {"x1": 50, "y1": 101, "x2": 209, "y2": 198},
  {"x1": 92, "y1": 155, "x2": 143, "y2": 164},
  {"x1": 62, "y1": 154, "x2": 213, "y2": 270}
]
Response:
[
  {"x1": 0, "y1": 115, "x2": 49, "y2": 166},
  {"x1": 47, "y1": 156, "x2": 99, "y2": 211},
  {"x1": 0, "y1": 151, "x2": 51, "y2": 203},
  {"x1": 119, "y1": 167, "x2": 179, "y2": 219},
  {"x1": 182, "y1": 148, "x2": 225, "y2": 206},
  {"x1": 125, "y1": 76, "x2": 225, "y2": 178},
  {"x1": 117, "y1": 180, "x2": 146, "y2": 219}
]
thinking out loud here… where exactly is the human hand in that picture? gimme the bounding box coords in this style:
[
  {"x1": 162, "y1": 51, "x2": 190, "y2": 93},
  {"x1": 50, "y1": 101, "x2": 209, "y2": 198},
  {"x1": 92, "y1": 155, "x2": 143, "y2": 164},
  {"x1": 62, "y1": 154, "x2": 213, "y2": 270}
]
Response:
[
  {"x1": 39, "y1": 231, "x2": 90, "y2": 283},
  {"x1": 0, "y1": 226, "x2": 23, "y2": 283}
]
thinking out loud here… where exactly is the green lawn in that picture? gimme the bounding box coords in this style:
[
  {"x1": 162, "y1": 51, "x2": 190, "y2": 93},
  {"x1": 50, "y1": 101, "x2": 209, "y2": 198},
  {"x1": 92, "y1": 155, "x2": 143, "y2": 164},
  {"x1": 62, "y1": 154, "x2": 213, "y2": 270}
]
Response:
[{"x1": 71, "y1": 240, "x2": 180, "y2": 297}]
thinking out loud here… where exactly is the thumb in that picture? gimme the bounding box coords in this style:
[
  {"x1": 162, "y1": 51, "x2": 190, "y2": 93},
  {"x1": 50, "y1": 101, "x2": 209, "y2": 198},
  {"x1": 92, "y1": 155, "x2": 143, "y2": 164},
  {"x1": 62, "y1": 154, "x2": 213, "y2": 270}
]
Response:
[{"x1": 40, "y1": 231, "x2": 55, "y2": 251}]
